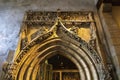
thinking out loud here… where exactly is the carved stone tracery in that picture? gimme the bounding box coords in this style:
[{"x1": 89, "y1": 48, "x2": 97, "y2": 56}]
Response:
[{"x1": 3, "y1": 11, "x2": 112, "y2": 80}]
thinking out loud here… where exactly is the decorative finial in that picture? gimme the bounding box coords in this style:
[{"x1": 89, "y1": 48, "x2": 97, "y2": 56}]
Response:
[{"x1": 57, "y1": 8, "x2": 60, "y2": 17}]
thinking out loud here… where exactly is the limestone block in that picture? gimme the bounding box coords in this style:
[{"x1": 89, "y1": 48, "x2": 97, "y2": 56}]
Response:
[
  {"x1": 114, "y1": 46, "x2": 120, "y2": 56},
  {"x1": 116, "y1": 55, "x2": 120, "y2": 68},
  {"x1": 109, "y1": 30, "x2": 120, "y2": 38},
  {"x1": 6, "y1": 50, "x2": 15, "y2": 63},
  {"x1": 102, "y1": 3, "x2": 112, "y2": 12},
  {"x1": 112, "y1": 38, "x2": 120, "y2": 46}
]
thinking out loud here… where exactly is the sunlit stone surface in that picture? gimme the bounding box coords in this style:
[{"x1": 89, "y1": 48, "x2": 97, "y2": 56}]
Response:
[{"x1": 0, "y1": 0, "x2": 97, "y2": 77}]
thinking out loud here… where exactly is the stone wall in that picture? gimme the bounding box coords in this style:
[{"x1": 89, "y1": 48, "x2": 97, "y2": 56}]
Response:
[
  {"x1": 99, "y1": 3, "x2": 120, "y2": 80},
  {"x1": 112, "y1": 6, "x2": 120, "y2": 28}
]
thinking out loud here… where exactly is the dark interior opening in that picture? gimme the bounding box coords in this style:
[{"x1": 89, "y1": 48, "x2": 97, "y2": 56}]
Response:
[{"x1": 48, "y1": 54, "x2": 77, "y2": 70}]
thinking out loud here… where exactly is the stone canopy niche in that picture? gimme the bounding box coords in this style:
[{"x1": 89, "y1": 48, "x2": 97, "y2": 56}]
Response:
[{"x1": 2, "y1": 10, "x2": 112, "y2": 80}]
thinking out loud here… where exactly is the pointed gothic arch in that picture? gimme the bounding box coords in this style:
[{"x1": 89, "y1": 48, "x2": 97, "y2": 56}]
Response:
[{"x1": 8, "y1": 19, "x2": 109, "y2": 80}]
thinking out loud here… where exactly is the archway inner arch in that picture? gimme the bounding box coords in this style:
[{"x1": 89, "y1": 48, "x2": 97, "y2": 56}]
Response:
[
  {"x1": 38, "y1": 54, "x2": 80, "y2": 80},
  {"x1": 16, "y1": 38, "x2": 99, "y2": 80}
]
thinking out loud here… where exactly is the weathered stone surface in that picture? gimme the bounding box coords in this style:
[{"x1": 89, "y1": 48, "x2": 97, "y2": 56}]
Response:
[
  {"x1": 114, "y1": 46, "x2": 120, "y2": 56},
  {"x1": 6, "y1": 50, "x2": 15, "y2": 63},
  {"x1": 102, "y1": 3, "x2": 112, "y2": 12},
  {"x1": 117, "y1": 55, "x2": 120, "y2": 67},
  {"x1": 112, "y1": 38, "x2": 120, "y2": 46},
  {"x1": 0, "y1": 0, "x2": 97, "y2": 77},
  {"x1": 99, "y1": 5, "x2": 120, "y2": 79},
  {"x1": 112, "y1": 6, "x2": 120, "y2": 29}
]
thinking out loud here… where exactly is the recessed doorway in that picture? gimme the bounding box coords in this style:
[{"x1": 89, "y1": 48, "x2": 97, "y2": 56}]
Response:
[{"x1": 37, "y1": 54, "x2": 80, "y2": 80}]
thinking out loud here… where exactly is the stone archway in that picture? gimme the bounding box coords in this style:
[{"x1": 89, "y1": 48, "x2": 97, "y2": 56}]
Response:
[
  {"x1": 16, "y1": 38, "x2": 98, "y2": 80},
  {"x1": 7, "y1": 19, "x2": 108, "y2": 80}
]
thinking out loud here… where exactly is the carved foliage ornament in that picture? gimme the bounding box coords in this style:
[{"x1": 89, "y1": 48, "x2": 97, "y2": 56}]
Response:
[{"x1": 5, "y1": 11, "x2": 111, "y2": 80}]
